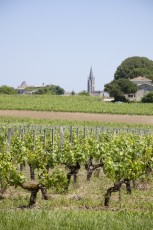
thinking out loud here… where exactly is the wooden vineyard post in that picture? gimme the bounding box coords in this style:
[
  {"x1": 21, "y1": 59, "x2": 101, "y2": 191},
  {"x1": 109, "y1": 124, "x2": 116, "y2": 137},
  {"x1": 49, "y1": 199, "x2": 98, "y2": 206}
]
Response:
[
  {"x1": 20, "y1": 129, "x2": 25, "y2": 171},
  {"x1": 84, "y1": 127, "x2": 86, "y2": 139},
  {"x1": 7, "y1": 128, "x2": 14, "y2": 151},
  {"x1": 43, "y1": 129, "x2": 46, "y2": 149},
  {"x1": 69, "y1": 126, "x2": 72, "y2": 143},
  {"x1": 96, "y1": 127, "x2": 98, "y2": 140},
  {"x1": 39, "y1": 126, "x2": 42, "y2": 134},
  {"x1": 52, "y1": 128, "x2": 54, "y2": 150},
  {"x1": 29, "y1": 129, "x2": 36, "y2": 181},
  {"x1": 40, "y1": 128, "x2": 48, "y2": 200},
  {"x1": 60, "y1": 127, "x2": 64, "y2": 149},
  {"x1": 76, "y1": 128, "x2": 79, "y2": 139},
  {"x1": 90, "y1": 127, "x2": 93, "y2": 137},
  {"x1": 7, "y1": 128, "x2": 12, "y2": 147}
]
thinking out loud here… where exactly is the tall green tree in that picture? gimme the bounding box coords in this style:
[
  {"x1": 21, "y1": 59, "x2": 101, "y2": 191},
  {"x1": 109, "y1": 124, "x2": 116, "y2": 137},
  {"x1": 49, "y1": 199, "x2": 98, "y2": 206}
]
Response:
[
  {"x1": 104, "y1": 78, "x2": 137, "y2": 102},
  {"x1": 114, "y1": 56, "x2": 153, "y2": 80}
]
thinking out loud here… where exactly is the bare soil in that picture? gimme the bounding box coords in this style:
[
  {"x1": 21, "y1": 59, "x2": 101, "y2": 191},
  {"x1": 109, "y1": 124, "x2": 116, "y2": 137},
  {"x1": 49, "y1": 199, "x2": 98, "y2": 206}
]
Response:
[{"x1": 0, "y1": 110, "x2": 153, "y2": 125}]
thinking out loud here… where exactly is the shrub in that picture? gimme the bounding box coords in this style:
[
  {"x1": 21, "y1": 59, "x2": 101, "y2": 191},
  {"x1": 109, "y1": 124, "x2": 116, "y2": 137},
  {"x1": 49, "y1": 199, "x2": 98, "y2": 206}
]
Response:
[{"x1": 142, "y1": 92, "x2": 153, "y2": 103}]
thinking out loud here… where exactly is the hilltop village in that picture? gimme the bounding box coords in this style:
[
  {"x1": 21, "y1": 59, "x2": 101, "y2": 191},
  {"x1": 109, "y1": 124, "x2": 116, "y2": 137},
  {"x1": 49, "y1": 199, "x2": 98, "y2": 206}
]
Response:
[
  {"x1": 17, "y1": 67, "x2": 108, "y2": 97},
  {"x1": 17, "y1": 65, "x2": 153, "y2": 102},
  {"x1": 1, "y1": 57, "x2": 153, "y2": 102}
]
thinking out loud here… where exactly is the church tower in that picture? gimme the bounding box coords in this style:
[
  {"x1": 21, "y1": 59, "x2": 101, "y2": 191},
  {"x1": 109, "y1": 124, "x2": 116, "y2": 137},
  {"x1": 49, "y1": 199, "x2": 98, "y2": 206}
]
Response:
[{"x1": 87, "y1": 67, "x2": 95, "y2": 94}]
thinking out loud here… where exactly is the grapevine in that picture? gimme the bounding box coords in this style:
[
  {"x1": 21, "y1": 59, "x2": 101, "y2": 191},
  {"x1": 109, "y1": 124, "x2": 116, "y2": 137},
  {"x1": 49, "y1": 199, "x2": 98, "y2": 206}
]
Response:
[{"x1": 0, "y1": 126, "x2": 153, "y2": 207}]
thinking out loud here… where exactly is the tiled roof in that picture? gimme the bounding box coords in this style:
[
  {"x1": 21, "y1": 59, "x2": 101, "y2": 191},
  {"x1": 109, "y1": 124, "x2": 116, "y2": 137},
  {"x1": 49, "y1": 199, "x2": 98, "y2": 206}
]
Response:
[{"x1": 130, "y1": 76, "x2": 152, "y2": 81}]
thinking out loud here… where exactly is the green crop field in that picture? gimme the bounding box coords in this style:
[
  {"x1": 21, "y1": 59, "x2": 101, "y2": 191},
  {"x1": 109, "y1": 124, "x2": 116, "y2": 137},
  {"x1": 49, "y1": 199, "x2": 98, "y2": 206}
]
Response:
[
  {"x1": 0, "y1": 95, "x2": 153, "y2": 229},
  {"x1": 0, "y1": 94, "x2": 153, "y2": 115},
  {"x1": 0, "y1": 126, "x2": 153, "y2": 229},
  {"x1": 0, "y1": 115, "x2": 153, "y2": 130}
]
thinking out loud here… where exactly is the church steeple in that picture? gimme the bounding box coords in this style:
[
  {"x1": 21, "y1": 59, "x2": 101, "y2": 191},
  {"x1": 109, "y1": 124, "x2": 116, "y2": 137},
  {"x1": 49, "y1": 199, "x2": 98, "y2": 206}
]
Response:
[
  {"x1": 89, "y1": 67, "x2": 94, "y2": 80},
  {"x1": 87, "y1": 67, "x2": 95, "y2": 94}
]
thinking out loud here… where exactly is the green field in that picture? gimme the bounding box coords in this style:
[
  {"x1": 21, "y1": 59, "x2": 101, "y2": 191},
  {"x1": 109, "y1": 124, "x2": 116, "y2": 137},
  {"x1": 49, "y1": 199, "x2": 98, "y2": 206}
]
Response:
[
  {"x1": 0, "y1": 94, "x2": 153, "y2": 115},
  {"x1": 0, "y1": 115, "x2": 153, "y2": 130},
  {"x1": 1, "y1": 94, "x2": 153, "y2": 229},
  {"x1": 1, "y1": 171, "x2": 153, "y2": 230}
]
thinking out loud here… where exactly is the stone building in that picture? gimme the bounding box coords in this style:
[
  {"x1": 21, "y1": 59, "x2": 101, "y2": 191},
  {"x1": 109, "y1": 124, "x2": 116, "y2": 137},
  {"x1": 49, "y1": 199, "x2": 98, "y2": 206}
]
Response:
[
  {"x1": 126, "y1": 76, "x2": 153, "y2": 101},
  {"x1": 17, "y1": 81, "x2": 45, "y2": 94},
  {"x1": 17, "y1": 81, "x2": 28, "y2": 94}
]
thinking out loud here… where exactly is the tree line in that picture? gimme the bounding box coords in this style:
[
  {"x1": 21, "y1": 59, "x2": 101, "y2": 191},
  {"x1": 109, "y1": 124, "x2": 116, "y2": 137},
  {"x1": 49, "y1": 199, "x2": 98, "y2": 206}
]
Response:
[{"x1": 0, "y1": 85, "x2": 65, "y2": 95}]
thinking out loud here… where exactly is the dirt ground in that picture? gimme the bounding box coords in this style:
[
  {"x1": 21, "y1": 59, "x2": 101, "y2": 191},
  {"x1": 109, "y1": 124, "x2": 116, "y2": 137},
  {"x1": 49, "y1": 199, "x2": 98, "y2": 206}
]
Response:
[{"x1": 0, "y1": 110, "x2": 153, "y2": 125}]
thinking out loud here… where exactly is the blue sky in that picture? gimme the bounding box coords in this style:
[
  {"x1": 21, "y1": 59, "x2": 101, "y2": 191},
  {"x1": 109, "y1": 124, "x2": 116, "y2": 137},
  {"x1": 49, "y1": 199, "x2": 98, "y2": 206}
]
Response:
[{"x1": 0, "y1": 0, "x2": 153, "y2": 92}]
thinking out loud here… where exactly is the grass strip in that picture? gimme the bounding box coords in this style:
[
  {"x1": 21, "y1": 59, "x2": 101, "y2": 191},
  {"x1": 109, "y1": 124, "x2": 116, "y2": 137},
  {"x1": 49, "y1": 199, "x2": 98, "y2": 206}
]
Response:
[{"x1": 0, "y1": 210, "x2": 153, "y2": 230}]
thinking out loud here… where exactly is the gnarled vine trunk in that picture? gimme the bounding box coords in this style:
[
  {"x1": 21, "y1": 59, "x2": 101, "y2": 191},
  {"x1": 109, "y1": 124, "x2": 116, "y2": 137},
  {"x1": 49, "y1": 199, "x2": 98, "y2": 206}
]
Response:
[
  {"x1": 21, "y1": 182, "x2": 40, "y2": 208},
  {"x1": 85, "y1": 158, "x2": 104, "y2": 181},
  {"x1": 65, "y1": 162, "x2": 80, "y2": 190},
  {"x1": 104, "y1": 179, "x2": 131, "y2": 207}
]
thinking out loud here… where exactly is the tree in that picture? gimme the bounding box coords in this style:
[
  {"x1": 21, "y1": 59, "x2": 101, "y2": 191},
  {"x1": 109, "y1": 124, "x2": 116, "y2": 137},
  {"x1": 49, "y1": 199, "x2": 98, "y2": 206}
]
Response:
[
  {"x1": 52, "y1": 85, "x2": 65, "y2": 95},
  {"x1": 34, "y1": 88, "x2": 48, "y2": 94},
  {"x1": 114, "y1": 56, "x2": 153, "y2": 80},
  {"x1": 34, "y1": 85, "x2": 65, "y2": 95},
  {"x1": 78, "y1": 90, "x2": 89, "y2": 96},
  {"x1": 142, "y1": 92, "x2": 153, "y2": 103},
  {"x1": 71, "y1": 90, "x2": 75, "y2": 95},
  {"x1": 104, "y1": 78, "x2": 137, "y2": 102},
  {"x1": 0, "y1": 85, "x2": 17, "y2": 94}
]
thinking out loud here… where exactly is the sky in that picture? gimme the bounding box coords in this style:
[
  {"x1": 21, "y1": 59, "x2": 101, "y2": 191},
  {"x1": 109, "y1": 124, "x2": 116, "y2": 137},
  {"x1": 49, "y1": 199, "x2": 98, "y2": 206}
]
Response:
[{"x1": 0, "y1": 0, "x2": 153, "y2": 92}]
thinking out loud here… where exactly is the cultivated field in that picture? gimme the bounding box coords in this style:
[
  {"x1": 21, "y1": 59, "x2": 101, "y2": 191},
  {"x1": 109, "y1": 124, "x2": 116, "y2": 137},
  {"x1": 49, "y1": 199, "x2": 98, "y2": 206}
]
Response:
[
  {"x1": 0, "y1": 94, "x2": 153, "y2": 115},
  {"x1": 0, "y1": 95, "x2": 153, "y2": 230}
]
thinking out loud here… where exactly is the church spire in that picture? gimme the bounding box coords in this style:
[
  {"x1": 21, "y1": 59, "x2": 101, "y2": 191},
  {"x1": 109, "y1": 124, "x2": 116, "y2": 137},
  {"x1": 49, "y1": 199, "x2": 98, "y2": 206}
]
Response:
[
  {"x1": 89, "y1": 67, "x2": 94, "y2": 79},
  {"x1": 87, "y1": 67, "x2": 95, "y2": 94}
]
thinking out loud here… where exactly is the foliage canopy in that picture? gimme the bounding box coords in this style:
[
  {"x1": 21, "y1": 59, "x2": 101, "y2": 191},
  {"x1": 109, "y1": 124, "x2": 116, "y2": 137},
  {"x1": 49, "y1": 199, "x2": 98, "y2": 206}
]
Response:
[
  {"x1": 0, "y1": 85, "x2": 17, "y2": 94},
  {"x1": 78, "y1": 90, "x2": 89, "y2": 96},
  {"x1": 34, "y1": 85, "x2": 65, "y2": 95},
  {"x1": 142, "y1": 92, "x2": 153, "y2": 103},
  {"x1": 114, "y1": 56, "x2": 153, "y2": 80}
]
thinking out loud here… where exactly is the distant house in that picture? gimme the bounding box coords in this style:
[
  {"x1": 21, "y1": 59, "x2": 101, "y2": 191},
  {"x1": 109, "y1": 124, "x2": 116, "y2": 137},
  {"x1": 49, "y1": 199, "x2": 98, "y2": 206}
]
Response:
[
  {"x1": 17, "y1": 81, "x2": 46, "y2": 94},
  {"x1": 130, "y1": 76, "x2": 152, "y2": 86},
  {"x1": 102, "y1": 91, "x2": 110, "y2": 98},
  {"x1": 125, "y1": 76, "x2": 153, "y2": 101},
  {"x1": 17, "y1": 81, "x2": 29, "y2": 94}
]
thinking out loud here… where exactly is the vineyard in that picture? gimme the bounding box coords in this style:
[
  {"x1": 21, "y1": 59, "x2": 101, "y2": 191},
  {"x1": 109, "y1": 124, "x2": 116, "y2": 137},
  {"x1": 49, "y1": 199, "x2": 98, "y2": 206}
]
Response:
[
  {"x1": 1, "y1": 125, "x2": 153, "y2": 210},
  {"x1": 0, "y1": 94, "x2": 153, "y2": 115}
]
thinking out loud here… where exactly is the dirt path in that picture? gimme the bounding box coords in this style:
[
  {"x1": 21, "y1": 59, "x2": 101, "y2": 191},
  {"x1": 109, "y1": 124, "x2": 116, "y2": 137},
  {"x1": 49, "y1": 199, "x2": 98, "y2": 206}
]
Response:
[{"x1": 0, "y1": 110, "x2": 153, "y2": 125}]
